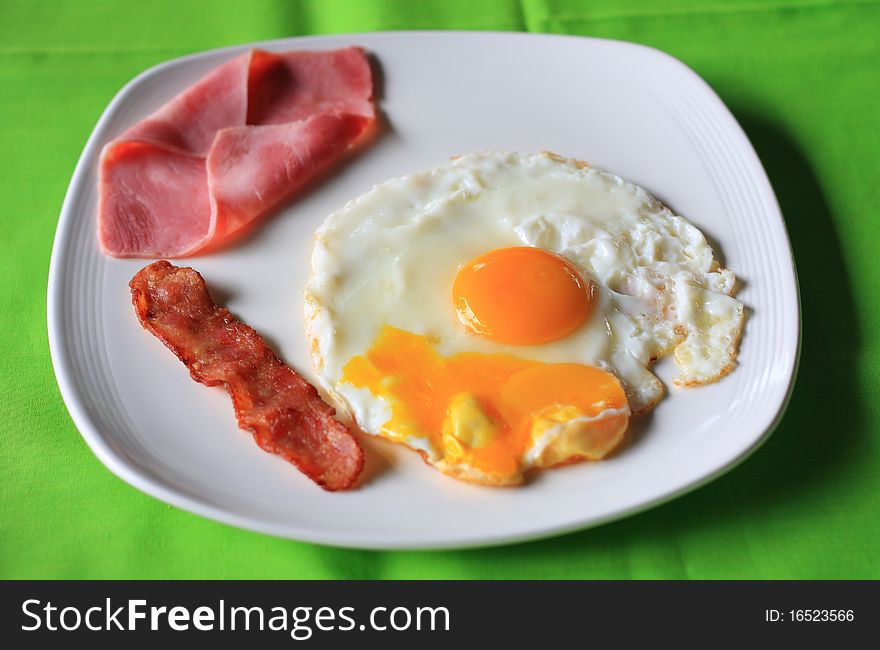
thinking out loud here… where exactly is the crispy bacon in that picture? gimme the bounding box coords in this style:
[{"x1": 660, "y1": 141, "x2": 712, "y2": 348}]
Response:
[{"x1": 129, "y1": 260, "x2": 364, "y2": 490}]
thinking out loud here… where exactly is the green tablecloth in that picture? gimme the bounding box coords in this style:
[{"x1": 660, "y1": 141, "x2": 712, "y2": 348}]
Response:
[{"x1": 2, "y1": 0, "x2": 878, "y2": 579}]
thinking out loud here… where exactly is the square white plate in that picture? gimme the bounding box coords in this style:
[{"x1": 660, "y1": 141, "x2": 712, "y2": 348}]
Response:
[{"x1": 48, "y1": 32, "x2": 799, "y2": 549}]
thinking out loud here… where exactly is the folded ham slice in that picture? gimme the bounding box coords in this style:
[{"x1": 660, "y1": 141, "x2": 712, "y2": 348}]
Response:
[{"x1": 99, "y1": 47, "x2": 376, "y2": 258}]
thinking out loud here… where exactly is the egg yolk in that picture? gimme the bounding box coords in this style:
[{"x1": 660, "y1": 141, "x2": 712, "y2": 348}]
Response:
[
  {"x1": 342, "y1": 326, "x2": 628, "y2": 481},
  {"x1": 453, "y1": 246, "x2": 594, "y2": 345}
]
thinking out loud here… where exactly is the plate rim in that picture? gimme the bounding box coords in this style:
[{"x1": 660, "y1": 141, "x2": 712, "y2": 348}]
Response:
[{"x1": 47, "y1": 30, "x2": 802, "y2": 550}]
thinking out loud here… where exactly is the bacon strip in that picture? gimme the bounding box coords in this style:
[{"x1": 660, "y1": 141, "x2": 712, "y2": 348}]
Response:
[{"x1": 130, "y1": 260, "x2": 364, "y2": 490}]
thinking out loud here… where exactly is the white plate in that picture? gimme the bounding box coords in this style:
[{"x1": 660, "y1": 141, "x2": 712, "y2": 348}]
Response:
[{"x1": 48, "y1": 32, "x2": 800, "y2": 549}]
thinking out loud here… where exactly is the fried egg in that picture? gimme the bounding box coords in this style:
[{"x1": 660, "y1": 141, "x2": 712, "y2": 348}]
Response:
[{"x1": 304, "y1": 151, "x2": 744, "y2": 485}]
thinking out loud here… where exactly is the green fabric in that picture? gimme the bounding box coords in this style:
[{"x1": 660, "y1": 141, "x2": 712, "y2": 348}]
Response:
[{"x1": 1, "y1": 0, "x2": 878, "y2": 579}]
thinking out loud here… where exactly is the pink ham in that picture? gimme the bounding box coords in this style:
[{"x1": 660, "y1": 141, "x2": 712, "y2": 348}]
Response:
[{"x1": 98, "y1": 47, "x2": 376, "y2": 258}]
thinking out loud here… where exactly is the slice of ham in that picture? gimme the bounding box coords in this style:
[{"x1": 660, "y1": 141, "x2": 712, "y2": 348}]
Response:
[
  {"x1": 99, "y1": 47, "x2": 376, "y2": 258},
  {"x1": 205, "y1": 113, "x2": 372, "y2": 252},
  {"x1": 130, "y1": 260, "x2": 365, "y2": 491}
]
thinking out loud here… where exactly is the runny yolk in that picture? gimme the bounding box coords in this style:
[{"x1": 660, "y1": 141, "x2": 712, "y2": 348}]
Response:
[
  {"x1": 453, "y1": 246, "x2": 594, "y2": 345},
  {"x1": 342, "y1": 326, "x2": 628, "y2": 480}
]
